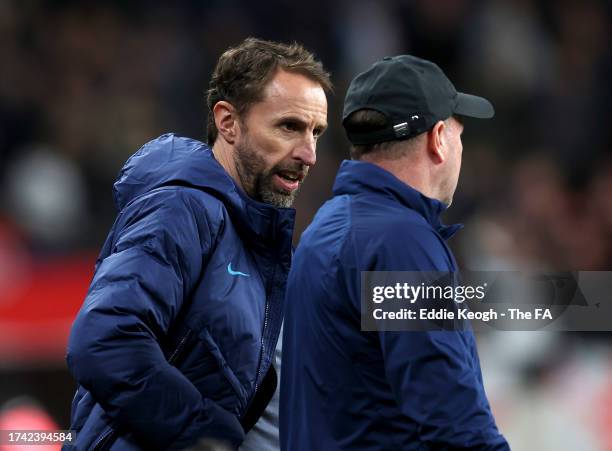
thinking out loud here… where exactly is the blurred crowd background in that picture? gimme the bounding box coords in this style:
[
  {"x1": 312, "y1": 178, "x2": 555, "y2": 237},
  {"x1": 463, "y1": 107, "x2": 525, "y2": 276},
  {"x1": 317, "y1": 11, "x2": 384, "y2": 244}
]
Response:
[{"x1": 1, "y1": 0, "x2": 612, "y2": 449}]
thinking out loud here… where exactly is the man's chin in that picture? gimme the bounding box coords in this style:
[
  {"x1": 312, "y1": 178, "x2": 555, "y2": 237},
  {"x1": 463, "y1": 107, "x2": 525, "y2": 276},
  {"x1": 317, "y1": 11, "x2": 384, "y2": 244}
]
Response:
[{"x1": 259, "y1": 188, "x2": 297, "y2": 208}]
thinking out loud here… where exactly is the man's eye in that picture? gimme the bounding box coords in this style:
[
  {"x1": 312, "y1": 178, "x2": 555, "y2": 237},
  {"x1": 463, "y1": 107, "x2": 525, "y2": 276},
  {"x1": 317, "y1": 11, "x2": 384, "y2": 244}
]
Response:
[
  {"x1": 281, "y1": 122, "x2": 299, "y2": 132},
  {"x1": 313, "y1": 128, "x2": 324, "y2": 139}
]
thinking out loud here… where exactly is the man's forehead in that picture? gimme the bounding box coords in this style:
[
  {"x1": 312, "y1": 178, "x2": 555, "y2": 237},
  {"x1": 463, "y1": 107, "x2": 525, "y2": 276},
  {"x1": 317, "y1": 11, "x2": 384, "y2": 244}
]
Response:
[
  {"x1": 250, "y1": 72, "x2": 327, "y2": 126},
  {"x1": 262, "y1": 70, "x2": 326, "y2": 105}
]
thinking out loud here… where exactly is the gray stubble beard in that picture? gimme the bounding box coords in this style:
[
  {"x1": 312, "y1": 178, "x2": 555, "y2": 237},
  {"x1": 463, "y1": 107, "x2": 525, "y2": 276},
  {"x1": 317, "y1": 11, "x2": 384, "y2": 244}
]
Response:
[{"x1": 233, "y1": 137, "x2": 300, "y2": 209}]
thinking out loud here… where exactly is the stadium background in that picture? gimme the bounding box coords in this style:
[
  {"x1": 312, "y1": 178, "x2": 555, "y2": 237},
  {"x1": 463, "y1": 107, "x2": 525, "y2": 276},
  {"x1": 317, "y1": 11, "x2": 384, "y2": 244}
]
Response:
[{"x1": 1, "y1": 0, "x2": 612, "y2": 449}]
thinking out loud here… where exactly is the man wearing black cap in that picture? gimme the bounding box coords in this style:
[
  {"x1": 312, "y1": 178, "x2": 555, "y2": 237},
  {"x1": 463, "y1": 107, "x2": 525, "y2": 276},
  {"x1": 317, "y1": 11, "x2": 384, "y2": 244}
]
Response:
[{"x1": 280, "y1": 55, "x2": 510, "y2": 450}]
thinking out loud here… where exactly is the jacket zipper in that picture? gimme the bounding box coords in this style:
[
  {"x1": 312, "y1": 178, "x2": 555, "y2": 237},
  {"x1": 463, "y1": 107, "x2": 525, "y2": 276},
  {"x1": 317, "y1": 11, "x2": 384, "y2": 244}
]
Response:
[
  {"x1": 253, "y1": 299, "x2": 271, "y2": 394},
  {"x1": 167, "y1": 330, "x2": 191, "y2": 365},
  {"x1": 93, "y1": 428, "x2": 115, "y2": 451},
  {"x1": 252, "y1": 245, "x2": 280, "y2": 396}
]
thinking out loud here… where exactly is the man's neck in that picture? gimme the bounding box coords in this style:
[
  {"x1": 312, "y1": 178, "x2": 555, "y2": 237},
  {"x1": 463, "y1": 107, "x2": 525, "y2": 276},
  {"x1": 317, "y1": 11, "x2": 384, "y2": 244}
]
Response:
[{"x1": 212, "y1": 141, "x2": 243, "y2": 191}]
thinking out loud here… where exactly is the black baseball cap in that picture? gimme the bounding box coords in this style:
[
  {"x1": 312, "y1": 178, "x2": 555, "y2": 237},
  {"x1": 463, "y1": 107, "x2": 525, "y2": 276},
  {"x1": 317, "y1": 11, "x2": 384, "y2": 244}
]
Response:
[{"x1": 342, "y1": 55, "x2": 494, "y2": 145}]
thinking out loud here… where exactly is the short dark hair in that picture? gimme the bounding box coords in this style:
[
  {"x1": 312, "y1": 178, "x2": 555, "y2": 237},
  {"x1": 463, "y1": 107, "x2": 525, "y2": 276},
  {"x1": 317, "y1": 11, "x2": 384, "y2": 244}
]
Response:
[
  {"x1": 344, "y1": 109, "x2": 414, "y2": 160},
  {"x1": 206, "y1": 37, "x2": 332, "y2": 145}
]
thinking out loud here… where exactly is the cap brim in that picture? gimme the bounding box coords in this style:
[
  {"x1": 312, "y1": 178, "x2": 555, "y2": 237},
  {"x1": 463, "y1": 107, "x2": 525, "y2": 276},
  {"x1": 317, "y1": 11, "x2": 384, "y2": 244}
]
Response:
[{"x1": 454, "y1": 92, "x2": 495, "y2": 119}]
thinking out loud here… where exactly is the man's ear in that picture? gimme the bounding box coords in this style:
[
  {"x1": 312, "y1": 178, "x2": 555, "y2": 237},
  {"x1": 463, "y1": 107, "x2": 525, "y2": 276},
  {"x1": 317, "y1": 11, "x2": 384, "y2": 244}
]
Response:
[
  {"x1": 213, "y1": 101, "x2": 240, "y2": 145},
  {"x1": 427, "y1": 120, "x2": 447, "y2": 164}
]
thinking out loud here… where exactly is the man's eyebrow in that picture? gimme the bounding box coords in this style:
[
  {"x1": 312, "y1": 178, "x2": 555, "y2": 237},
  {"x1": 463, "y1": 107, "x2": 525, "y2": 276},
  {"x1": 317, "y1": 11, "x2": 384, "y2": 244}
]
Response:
[
  {"x1": 278, "y1": 115, "x2": 327, "y2": 130},
  {"x1": 277, "y1": 115, "x2": 307, "y2": 124}
]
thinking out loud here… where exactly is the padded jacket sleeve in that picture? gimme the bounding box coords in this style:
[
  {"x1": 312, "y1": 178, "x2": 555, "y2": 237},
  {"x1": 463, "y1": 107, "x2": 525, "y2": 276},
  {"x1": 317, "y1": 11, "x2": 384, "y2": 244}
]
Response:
[{"x1": 66, "y1": 187, "x2": 244, "y2": 450}]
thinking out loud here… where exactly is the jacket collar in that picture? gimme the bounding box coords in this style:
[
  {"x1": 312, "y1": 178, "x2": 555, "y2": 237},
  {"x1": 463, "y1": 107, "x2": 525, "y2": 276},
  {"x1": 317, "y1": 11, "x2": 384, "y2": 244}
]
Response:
[
  {"x1": 332, "y1": 159, "x2": 462, "y2": 240},
  {"x1": 113, "y1": 133, "x2": 295, "y2": 249}
]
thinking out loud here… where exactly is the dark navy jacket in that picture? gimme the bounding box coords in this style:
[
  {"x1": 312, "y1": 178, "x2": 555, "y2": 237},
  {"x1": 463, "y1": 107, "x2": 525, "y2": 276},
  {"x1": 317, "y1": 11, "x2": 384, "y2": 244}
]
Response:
[
  {"x1": 280, "y1": 160, "x2": 509, "y2": 450},
  {"x1": 65, "y1": 134, "x2": 294, "y2": 450}
]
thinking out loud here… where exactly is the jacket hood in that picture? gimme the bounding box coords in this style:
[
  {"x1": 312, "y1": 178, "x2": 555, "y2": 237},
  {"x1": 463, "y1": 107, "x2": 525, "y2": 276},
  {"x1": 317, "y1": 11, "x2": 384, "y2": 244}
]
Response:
[
  {"x1": 333, "y1": 159, "x2": 462, "y2": 239},
  {"x1": 113, "y1": 133, "x2": 295, "y2": 245}
]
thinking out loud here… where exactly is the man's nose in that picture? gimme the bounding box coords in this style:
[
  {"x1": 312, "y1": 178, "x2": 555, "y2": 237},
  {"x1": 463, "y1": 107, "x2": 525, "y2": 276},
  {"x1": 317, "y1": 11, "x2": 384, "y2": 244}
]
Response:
[{"x1": 293, "y1": 137, "x2": 317, "y2": 167}]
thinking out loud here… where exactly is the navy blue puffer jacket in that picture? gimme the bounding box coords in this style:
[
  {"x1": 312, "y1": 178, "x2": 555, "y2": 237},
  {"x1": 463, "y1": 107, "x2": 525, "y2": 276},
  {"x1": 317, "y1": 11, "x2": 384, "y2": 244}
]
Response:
[{"x1": 65, "y1": 134, "x2": 294, "y2": 450}]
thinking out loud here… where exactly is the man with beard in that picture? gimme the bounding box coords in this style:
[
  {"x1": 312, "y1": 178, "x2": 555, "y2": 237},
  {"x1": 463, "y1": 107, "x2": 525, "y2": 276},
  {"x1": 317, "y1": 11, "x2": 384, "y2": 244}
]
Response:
[{"x1": 64, "y1": 38, "x2": 330, "y2": 451}]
